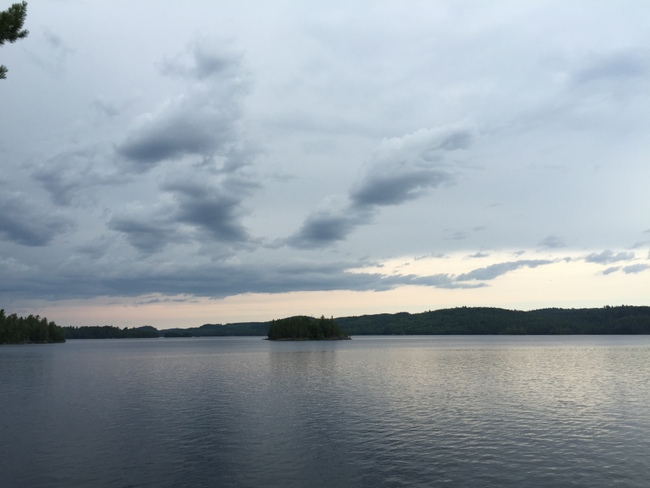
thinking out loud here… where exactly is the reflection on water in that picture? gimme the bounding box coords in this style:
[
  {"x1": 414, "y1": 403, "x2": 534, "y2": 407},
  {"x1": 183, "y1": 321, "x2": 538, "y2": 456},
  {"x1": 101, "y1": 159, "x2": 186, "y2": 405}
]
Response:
[{"x1": 1, "y1": 336, "x2": 649, "y2": 487}]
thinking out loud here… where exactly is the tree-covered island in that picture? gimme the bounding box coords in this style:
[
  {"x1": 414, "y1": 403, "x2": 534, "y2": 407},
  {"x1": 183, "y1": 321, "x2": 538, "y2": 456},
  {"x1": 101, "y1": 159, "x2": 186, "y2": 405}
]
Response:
[{"x1": 267, "y1": 315, "x2": 350, "y2": 340}]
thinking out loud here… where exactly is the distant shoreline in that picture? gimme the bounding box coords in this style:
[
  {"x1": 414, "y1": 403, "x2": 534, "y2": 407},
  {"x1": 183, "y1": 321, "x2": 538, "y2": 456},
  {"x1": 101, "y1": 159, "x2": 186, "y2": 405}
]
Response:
[
  {"x1": 54, "y1": 305, "x2": 650, "y2": 340},
  {"x1": 265, "y1": 336, "x2": 352, "y2": 341}
]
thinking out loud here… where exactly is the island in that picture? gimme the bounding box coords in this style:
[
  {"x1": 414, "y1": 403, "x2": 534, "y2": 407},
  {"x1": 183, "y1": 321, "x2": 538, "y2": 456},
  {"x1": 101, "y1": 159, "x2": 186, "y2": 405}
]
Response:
[{"x1": 267, "y1": 315, "x2": 351, "y2": 340}]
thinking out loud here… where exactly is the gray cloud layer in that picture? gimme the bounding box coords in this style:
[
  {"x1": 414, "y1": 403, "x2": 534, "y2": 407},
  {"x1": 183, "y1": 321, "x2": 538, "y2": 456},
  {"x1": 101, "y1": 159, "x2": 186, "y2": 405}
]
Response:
[
  {"x1": 0, "y1": 192, "x2": 72, "y2": 246},
  {"x1": 288, "y1": 126, "x2": 471, "y2": 249}
]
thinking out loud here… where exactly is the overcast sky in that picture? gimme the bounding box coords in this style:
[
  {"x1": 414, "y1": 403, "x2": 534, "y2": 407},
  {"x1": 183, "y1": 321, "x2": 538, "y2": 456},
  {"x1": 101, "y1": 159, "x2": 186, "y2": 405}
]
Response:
[{"x1": 1, "y1": 0, "x2": 649, "y2": 328}]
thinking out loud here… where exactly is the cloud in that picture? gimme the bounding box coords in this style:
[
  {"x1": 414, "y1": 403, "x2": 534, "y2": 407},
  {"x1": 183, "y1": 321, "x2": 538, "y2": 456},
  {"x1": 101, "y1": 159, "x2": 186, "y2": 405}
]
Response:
[
  {"x1": 287, "y1": 125, "x2": 472, "y2": 249},
  {"x1": 92, "y1": 98, "x2": 119, "y2": 119},
  {"x1": 31, "y1": 145, "x2": 126, "y2": 206},
  {"x1": 351, "y1": 127, "x2": 469, "y2": 208},
  {"x1": 116, "y1": 94, "x2": 241, "y2": 169},
  {"x1": 110, "y1": 172, "x2": 257, "y2": 254},
  {"x1": 25, "y1": 28, "x2": 73, "y2": 76},
  {"x1": 287, "y1": 209, "x2": 371, "y2": 249},
  {"x1": 166, "y1": 179, "x2": 253, "y2": 244},
  {"x1": 108, "y1": 40, "x2": 261, "y2": 254},
  {"x1": 116, "y1": 42, "x2": 249, "y2": 171},
  {"x1": 109, "y1": 211, "x2": 181, "y2": 254},
  {"x1": 585, "y1": 249, "x2": 635, "y2": 265},
  {"x1": 467, "y1": 252, "x2": 490, "y2": 258},
  {"x1": 396, "y1": 273, "x2": 486, "y2": 290},
  {"x1": 0, "y1": 248, "x2": 495, "y2": 303},
  {"x1": 574, "y1": 49, "x2": 649, "y2": 85},
  {"x1": 160, "y1": 42, "x2": 242, "y2": 81},
  {"x1": 0, "y1": 192, "x2": 73, "y2": 246},
  {"x1": 602, "y1": 266, "x2": 620, "y2": 275},
  {"x1": 622, "y1": 263, "x2": 650, "y2": 274},
  {"x1": 445, "y1": 230, "x2": 468, "y2": 241},
  {"x1": 0, "y1": 256, "x2": 378, "y2": 300},
  {"x1": 539, "y1": 235, "x2": 565, "y2": 249},
  {"x1": 75, "y1": 236, "x2": 113, "y2": 260},
  {"x1": 351, "y1": 168, "x2": 453, "y2": 207},
  {"x1": 456, "y1": 259, "x2": 555, "y2": 282}
]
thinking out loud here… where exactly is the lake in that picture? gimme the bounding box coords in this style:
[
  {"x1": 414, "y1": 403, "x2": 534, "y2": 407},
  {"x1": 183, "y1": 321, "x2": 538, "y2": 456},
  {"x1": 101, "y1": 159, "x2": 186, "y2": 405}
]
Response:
[{"x1": 1, "y1": 335, "x2": 649, "y2": 487}]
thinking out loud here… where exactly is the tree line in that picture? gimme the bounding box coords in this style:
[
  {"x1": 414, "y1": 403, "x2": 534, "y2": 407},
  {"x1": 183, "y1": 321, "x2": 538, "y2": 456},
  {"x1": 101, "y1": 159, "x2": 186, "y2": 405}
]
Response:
[
  {"x1": 0, "y1": 309, "x2": 65, "y2": 344},
  {"x1": 335, "y1": 305, "x2": 650, "y2": 335},
  {"x1": 63, "y1": 325, "x2": 159, "y2": 339}
]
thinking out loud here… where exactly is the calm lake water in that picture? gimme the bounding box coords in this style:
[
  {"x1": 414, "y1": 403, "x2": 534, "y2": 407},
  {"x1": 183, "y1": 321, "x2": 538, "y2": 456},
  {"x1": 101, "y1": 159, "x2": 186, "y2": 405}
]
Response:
[{"x1": 1, "y1": 335, "x2": 649, "y2": 487}]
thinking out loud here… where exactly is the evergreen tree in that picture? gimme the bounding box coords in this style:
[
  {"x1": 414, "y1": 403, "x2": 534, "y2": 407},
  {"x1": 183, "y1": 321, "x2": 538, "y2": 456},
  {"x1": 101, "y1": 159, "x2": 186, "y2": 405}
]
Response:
[{"x1": 0, "y1": 1, "x2": 29, "y2": 79}]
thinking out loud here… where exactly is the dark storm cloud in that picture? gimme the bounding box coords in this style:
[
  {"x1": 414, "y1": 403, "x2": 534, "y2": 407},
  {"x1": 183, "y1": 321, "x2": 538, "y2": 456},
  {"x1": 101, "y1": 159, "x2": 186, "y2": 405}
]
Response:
[
  {"x1": 0, "y1": 193, "x2": 73, "y2": 246},
  {"x1": 456, "y1": 259, "x2": 554, "y2": 282},
  {"x1": 584, "y1": 249, "x2": 635, "y2": 264}
]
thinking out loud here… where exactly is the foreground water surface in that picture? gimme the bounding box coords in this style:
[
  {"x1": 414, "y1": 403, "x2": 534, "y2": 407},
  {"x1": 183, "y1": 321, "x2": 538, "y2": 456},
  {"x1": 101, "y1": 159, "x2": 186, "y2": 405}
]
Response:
[{"x1": 1, "y1": 335, "x2": 649, "y2": 487}]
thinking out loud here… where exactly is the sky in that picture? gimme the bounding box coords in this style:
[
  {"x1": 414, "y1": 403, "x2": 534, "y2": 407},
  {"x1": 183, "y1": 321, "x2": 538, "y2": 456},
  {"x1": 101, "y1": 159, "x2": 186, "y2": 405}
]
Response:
[{"x1": 1, "y1": 0, "x2": 649, "y2": 328}]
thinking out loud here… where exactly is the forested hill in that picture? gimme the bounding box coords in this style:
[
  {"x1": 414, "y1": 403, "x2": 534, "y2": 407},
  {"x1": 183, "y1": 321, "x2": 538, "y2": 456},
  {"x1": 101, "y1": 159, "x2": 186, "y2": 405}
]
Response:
[{"x1": 336, "y1": 306, "x2": 650, "y2": 335}]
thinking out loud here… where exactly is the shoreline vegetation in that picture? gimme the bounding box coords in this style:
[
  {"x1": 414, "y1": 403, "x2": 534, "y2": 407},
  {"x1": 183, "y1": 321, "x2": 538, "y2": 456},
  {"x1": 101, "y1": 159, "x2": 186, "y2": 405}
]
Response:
[
  {"x1": 0, "y1": 309, "x2": 65, "y2": 344},
  {"x1": 3, "y1": 306, "x2": 650, "y2": 344}
]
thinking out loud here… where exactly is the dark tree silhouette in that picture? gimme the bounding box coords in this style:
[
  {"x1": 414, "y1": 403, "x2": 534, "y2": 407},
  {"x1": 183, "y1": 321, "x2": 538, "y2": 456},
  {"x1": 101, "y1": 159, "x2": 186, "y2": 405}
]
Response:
[{"x1": 0, "y1": 1, "x2": 29, "y2": 79}]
